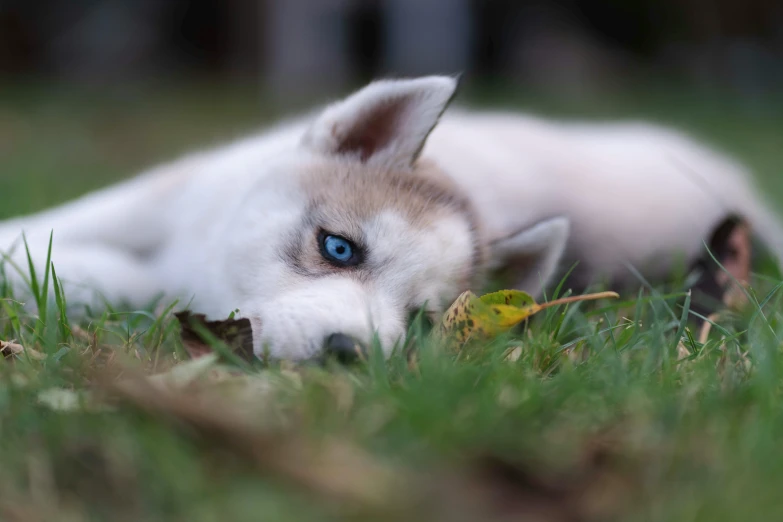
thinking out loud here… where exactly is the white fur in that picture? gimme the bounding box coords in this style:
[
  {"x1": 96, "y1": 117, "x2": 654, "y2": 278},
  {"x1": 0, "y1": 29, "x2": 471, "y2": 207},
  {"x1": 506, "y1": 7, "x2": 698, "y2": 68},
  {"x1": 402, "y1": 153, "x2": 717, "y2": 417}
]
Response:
[
  {"x1": 489, "y1": 217, "x2": 571, "y2": 292},
  {"x1": 1, "y1": 76, "x2": 781, "y2": 360},
  {"x1": 426, "y1": 113, "x2": 783, "y2": 283}
]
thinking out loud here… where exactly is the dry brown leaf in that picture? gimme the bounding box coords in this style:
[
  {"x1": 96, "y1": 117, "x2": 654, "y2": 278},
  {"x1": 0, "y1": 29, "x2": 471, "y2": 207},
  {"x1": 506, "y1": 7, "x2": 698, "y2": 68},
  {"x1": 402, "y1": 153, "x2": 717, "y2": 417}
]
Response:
[
  {"x1": 175, "y1": 311, "x2": 255, "y2": 361},
  {"x1": 1, "y1": 339, "x2": 24, "y2": 359}
]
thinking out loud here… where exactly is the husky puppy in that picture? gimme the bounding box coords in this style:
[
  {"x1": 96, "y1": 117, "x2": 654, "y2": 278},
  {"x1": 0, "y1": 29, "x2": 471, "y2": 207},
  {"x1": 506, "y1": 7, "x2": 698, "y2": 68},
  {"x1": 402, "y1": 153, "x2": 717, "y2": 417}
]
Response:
[{"x1": 1, "y1": 76, "x2": 781, "y2": 360}]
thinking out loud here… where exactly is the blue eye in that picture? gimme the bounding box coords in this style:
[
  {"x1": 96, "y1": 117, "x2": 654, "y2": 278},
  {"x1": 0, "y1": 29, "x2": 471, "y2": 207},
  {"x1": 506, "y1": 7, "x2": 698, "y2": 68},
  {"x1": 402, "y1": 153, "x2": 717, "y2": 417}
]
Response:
[{"x1": 320, "y1": 234, "x2": 360, "y2": 266}]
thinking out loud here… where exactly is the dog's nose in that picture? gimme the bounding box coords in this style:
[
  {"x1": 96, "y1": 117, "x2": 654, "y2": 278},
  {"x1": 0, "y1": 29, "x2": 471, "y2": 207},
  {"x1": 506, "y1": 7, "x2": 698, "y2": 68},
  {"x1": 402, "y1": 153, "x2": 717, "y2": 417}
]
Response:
[{"x1": 323, "y1": 333, "x2": 366, "y2": 364}]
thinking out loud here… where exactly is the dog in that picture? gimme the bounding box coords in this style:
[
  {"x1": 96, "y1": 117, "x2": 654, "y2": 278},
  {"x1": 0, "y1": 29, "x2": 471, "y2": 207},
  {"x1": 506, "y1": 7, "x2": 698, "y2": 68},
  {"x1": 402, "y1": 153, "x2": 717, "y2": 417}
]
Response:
[{"x1": 1, "y1": 76, "x2": 781, "y2": 360}]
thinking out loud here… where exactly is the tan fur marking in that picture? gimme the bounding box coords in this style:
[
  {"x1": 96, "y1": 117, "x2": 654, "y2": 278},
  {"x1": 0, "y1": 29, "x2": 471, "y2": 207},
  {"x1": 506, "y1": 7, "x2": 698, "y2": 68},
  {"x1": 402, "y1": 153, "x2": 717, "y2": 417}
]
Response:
[{"x1": 287, "y1": 157, "x2": 487, "y2": 291}]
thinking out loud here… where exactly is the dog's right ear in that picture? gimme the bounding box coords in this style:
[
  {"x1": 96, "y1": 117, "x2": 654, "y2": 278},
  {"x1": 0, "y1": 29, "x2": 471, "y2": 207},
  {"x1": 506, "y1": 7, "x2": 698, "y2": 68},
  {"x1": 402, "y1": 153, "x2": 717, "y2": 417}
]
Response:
[
  {"x1": 302, "y1": 76, "x2": 458, "y2": 171},
  {"x1": 487, "y1": 217, "x2": 571, "y2": 297}
]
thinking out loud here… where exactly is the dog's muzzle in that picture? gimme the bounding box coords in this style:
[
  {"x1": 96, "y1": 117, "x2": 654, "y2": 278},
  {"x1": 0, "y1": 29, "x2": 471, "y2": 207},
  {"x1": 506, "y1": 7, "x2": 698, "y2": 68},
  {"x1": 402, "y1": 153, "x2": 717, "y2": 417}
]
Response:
[{"x1": 322, "y1": 333, "x2": 367, "y2": 364}]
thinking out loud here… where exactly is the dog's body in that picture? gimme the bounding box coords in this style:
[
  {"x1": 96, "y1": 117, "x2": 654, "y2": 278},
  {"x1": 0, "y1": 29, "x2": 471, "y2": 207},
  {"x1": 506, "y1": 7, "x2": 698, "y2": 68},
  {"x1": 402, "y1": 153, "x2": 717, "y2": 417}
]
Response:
[{"x1": 2, "y1": 77, "x2": 781, "y2": 359}]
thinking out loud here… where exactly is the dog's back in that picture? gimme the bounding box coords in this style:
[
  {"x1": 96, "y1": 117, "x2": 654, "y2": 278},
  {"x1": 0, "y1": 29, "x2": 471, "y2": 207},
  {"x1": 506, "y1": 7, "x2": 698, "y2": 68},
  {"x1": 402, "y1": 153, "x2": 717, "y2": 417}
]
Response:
[{"x1": 425, "y1": 111, "x2": 783, "y2": 286}]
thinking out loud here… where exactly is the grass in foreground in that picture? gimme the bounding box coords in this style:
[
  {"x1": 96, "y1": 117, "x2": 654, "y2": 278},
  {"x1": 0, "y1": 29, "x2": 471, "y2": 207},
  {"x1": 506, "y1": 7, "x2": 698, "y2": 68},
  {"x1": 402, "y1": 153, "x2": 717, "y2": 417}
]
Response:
[
  {"x1": 2, "y1": 236, "x2": 783, "y2": 521},
  {"x1": 2, "y1": 82, "x2": 783, "y2": 521}
]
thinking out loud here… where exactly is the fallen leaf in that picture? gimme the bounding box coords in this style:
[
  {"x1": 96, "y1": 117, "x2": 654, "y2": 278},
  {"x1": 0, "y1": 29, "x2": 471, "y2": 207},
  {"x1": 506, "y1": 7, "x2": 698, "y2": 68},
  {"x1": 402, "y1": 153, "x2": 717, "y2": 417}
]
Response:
[
  {"x1": 437, "y1": 290, "x2": 619, "y2": 350},
  {"x1": 0, "y1": 339, "x2": 24, "y2": 359},
  {"x1": 175, "y1": 311, "x2": 255, "y2": 362}
]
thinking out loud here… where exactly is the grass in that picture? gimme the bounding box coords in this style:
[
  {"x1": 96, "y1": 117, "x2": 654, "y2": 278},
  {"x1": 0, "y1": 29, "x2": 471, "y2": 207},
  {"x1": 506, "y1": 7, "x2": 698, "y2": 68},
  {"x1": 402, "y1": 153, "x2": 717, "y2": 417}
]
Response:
[{"x1": 2, "y1": 81, "x2": 783, "y2": 521}]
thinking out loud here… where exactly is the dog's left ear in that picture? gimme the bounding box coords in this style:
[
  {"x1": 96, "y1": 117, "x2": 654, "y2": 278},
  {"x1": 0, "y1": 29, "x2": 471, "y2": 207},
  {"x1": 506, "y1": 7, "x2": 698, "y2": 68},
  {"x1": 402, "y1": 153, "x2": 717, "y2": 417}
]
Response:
[
  {"x1": 488, "y1": 217, "x2": 571, "y2": 297},
  {"x1": 302, "y1": 76, "x2": 458, "y2": 170}
]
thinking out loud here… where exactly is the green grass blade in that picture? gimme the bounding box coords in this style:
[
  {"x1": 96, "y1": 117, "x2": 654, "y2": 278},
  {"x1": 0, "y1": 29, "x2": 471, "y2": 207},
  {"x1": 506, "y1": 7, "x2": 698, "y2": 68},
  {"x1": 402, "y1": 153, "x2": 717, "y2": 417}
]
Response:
[
  {"x1": 39, "y1": 230, "x2": 54, "y2": 325},
  {"x1": 21, "y1": 233, "x2": 41, "y2": 313},
  {"x1": 51, "y1": 264, "x2": 71, "y2": 343},
  {"x1": 672, "y1": 289, "x2": 692, "y2": 355}
]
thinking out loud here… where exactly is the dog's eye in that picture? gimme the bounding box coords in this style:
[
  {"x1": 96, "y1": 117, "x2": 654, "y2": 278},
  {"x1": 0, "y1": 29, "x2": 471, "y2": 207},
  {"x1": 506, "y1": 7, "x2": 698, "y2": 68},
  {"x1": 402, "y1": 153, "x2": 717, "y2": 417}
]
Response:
[{"x1": 319, "y1": 233, "x2": 361, "y2": 266}]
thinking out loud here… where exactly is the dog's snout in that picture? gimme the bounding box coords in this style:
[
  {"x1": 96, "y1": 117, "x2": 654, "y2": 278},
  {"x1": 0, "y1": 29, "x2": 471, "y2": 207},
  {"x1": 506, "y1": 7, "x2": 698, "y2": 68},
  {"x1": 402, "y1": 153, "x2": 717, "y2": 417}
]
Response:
[{"x1": 323, "y1": 333, "x2": 366, "y2": 364}]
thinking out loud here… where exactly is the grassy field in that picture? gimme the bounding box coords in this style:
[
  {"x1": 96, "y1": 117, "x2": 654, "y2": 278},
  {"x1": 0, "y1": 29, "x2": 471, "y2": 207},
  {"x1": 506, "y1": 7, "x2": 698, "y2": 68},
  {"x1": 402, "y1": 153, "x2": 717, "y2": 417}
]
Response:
[{"x1": 2, "y1": 82, "x2": 783, "y2": 521}]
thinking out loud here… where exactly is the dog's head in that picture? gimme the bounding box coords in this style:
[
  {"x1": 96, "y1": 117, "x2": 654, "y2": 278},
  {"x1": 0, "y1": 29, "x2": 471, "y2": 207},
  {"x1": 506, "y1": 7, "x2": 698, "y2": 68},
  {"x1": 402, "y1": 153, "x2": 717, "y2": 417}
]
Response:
[{"x1": 226, "y1": 77, "x2": 569, "y2": 360}]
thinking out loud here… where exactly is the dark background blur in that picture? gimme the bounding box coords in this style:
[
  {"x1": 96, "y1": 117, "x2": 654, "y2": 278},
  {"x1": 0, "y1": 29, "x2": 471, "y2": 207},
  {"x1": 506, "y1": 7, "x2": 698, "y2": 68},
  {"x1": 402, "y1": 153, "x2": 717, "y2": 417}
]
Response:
[
  {"x1": 2, "y1": 0, "x2": 782, "y2": 101},
  {"x1": 1, "y1": 0, "x2": 782, "y2": 219}
]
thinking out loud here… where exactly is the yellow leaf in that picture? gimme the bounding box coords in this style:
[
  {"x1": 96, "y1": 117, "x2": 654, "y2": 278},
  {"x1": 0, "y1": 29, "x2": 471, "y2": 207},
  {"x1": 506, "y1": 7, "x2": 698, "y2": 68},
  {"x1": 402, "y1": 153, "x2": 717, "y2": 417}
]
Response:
[
  {"x1": 437, "y1": 290, "x2": 619, "y2": 350},
  {"x1": 479, "y1": 289, "x2": 537, "y2": 308},
  {"x1": 482, "y1": 303, "x2": 542, "y2": 328},
  {"x1": 437, "y1": 291, "x2": 496, "y2": 346}
]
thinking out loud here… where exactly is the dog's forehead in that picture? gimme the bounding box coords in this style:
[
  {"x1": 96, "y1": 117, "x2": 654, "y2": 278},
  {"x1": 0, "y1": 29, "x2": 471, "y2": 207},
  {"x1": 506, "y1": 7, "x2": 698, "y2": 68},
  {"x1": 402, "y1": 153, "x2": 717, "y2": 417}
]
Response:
[{"x1": 298, "y1": 158, "x2": 472, "y2": 227}]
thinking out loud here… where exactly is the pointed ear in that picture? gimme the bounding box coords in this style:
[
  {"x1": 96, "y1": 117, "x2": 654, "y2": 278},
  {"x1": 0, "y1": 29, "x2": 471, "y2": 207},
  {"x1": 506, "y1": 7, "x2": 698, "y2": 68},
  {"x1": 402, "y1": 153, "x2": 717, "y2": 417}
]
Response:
[
  {"x1": 488, "y1": 217, "x2": 571, "y2": 297},
  {"x1": 301, "y1": 76, "x2": 458, "y2": 170}
]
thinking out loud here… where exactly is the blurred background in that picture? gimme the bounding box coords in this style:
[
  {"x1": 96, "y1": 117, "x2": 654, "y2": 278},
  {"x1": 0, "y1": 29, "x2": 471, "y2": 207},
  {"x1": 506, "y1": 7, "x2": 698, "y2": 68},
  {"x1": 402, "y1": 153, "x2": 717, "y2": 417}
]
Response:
[
  {"x1": 1, "y1": 0, "x2": 782, "y2": 217},
  {"x1": 3, "y1": 0, "x2": 783, "y2": 98}
]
